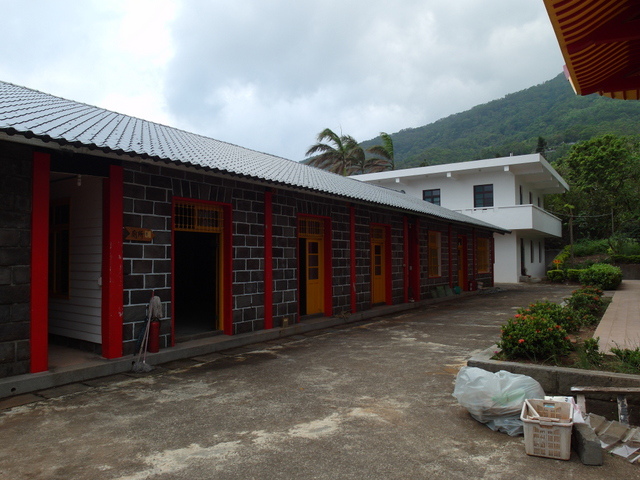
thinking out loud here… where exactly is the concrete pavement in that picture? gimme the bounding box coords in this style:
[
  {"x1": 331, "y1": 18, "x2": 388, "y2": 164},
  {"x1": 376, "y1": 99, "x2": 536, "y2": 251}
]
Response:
[
  {"x1": 595, "y1": 279, "x2": 640, "y2": 353},
  {"x1": 0, "y1": 283, "x2": 637, "y2": 479}
]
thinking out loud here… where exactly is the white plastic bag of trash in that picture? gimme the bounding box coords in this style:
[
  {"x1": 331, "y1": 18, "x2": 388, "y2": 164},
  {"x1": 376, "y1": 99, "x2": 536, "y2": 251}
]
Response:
[{"x1": 452, "y1": 366, "x2": 545, "y2": 436}]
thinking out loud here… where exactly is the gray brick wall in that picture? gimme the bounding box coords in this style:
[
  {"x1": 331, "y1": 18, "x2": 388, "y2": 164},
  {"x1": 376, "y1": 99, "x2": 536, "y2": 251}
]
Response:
[
  {"x1": 0, "y1": 141, "x2": 32, "y2": 377},
  {"x1": 0, "y1": 142, "x2": 497, "y2": 376}
]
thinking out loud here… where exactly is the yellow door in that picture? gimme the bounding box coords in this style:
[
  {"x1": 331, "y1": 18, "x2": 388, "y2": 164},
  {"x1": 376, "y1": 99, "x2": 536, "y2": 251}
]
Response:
[
  {"x1": 371, "y1": 227, "x2": 386, "y2": 304},
  {"x1": 305, "y1": 238, "x2": 324, "y2": 314},
  {"x1": 299, "y1": 217, "x2": 326, "y2": 316}
]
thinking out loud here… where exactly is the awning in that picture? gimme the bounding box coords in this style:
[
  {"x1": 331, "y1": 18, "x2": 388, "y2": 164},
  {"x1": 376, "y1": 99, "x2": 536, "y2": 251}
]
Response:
[{"x1": 544, "y1": 0, "x2": 640, "y2": 100}]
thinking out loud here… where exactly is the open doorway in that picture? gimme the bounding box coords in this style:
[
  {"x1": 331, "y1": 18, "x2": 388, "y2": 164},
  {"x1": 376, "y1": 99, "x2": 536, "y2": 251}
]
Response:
[
  {"x1": 174, "y1": 231, "x2": 220, "y2": 336},
  {"x1": 173, "y1": 199, "x2": 224, "y2": 339},
  {"x1": 48, "y1": 173, "x2": 104, "y2": 364}
]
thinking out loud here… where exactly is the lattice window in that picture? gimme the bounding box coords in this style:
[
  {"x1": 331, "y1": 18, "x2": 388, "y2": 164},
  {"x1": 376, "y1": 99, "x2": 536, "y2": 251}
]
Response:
[
  {"x1": 299, "y1": 217, "x2": 324, "y2": 238},
  {"x1": 371, "y1": 226, "x2": 385, "y2": 240},
  {"x1": 174, "y1": 201, "x2": 223, "y2": 233}
]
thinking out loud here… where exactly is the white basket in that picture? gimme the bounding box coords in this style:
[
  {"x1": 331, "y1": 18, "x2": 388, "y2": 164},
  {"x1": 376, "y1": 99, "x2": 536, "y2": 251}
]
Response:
[{"x1": 520, "y1": 399, "x2": 574, "y2": 460}]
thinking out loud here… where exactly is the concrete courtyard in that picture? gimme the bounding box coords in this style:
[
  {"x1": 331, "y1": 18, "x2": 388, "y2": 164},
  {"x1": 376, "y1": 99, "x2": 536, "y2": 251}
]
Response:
[{"x1": 0, "y1": 283, "x2": 636, "y2": 479}]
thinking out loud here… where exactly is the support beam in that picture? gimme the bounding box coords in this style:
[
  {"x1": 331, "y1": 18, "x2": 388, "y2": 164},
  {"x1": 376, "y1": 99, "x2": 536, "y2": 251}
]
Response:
[{"x1": 30, "y1": 152, "x2": 50, "y2": 373}]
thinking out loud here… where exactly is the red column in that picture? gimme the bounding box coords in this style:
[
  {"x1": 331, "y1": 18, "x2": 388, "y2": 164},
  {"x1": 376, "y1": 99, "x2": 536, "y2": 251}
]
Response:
[
  {"x1": 30, "y1": 152, "x2": 50, "y2": 373},
  {"x1": 349, "y1": 206, "x2": 356, "y2": 313},
  {"x1": 264, "y1": 190, "x2": 273, "y2": 329},
  {"x1": 101, "y1": 165, "x2": 124, "y2": 359}
]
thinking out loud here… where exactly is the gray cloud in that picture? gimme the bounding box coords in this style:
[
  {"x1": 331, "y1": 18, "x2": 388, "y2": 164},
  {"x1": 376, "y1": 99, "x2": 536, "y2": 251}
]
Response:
[
  {"x1": 0, "y1": 1, "x2": 564, "y2": 161},
  {"x1": 164, "y1": 1, "x2": 564, "y2": 160}
]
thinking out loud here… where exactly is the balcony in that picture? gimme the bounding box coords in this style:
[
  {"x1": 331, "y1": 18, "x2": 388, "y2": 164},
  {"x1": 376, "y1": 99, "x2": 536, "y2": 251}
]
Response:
[{"x1": 454, "y1": 204, "x2": 562, "y2": 237}]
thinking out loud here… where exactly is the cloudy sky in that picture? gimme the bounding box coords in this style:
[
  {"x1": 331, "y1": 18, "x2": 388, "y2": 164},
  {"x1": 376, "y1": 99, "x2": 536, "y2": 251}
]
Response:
[{"x1": 0, "y1": 1, "x2": 565, "y2": 160}]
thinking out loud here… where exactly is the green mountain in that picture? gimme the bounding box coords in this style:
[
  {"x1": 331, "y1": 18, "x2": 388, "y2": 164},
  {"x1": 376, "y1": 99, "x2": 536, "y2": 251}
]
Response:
[{"x1": 362, "y1": 73, "x2": 640, "y2": 168}]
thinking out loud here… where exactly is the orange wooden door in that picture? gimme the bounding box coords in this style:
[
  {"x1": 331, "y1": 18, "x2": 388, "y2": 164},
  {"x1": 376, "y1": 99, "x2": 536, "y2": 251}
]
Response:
[
  {"x1": 305, "y1": 238, "x2": 324, "y2": 314},
  {"x1": 371, "y1": 227, "x2": 386, "y2": 304}
]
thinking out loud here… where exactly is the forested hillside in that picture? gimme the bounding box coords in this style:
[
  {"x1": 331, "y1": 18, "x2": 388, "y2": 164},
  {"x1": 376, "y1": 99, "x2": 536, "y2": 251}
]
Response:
[{"x1": 362, "y1": 73, "x2": 640, "y2": 168}]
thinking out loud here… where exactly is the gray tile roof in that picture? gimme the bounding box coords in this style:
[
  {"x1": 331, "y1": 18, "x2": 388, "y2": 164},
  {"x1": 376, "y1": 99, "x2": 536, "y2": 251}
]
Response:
[{"x1": 0, "y1": 80, "x2": 506, "y2": 232}]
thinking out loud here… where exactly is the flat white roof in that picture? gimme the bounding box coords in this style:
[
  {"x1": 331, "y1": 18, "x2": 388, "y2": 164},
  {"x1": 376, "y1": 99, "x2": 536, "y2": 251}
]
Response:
[{"x1": 353, "y1": 154, "x2": 569, "y2": 194}]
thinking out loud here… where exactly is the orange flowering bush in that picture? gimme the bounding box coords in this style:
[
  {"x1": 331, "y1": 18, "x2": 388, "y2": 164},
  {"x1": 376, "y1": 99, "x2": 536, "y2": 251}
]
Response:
[
  {"x1": 497, "y1": 313, "x2": 571, "y2": 361},
  {"x1": 517, "y1": 300, "x2": 581, "y2": 333}
]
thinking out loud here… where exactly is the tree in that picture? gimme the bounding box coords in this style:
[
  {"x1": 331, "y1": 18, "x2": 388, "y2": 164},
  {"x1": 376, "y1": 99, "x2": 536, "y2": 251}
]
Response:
[
  {"x1": 535, "y1": 136, "x2": 547, "y2": 156},
  {"x1": 348, "y1": 149, "x2": 390, "y2": 175},
  {"x1": 549, "y1": 134, "x2": 640, "y2": 239},
  {"x1": 366, "y1": 132, "x2": 396, "y2": 171},
  {"x1": 305, "y1": 128, "x2": 364, "y2": 176}
]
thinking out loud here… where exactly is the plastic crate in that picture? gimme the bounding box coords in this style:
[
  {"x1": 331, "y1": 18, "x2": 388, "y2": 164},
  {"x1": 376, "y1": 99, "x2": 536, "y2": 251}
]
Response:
[{"x1": 520, "y1": 399, "x2": 574, "y2": 460}]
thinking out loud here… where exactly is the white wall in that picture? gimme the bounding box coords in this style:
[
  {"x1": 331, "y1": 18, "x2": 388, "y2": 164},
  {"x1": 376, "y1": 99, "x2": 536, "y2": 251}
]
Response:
[
  {"x1": 520, "y1": 233, "x2": 547, "y2": 279},
  {"x1": 384, "y1": 169, "x2": 518, "y2": 211},
  {"x1": 494, "y1": 233, "x2": 519, "y2": 283},
  {"x1": 356, "y1": 156, "x2": 565, "y2": 283},
  {"x1": 49, "y1": 176, "x2": 103, "y2": 344}
]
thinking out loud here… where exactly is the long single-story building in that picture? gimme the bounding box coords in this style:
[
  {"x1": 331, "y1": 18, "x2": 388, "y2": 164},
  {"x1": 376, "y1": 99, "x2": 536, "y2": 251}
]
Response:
[{"x1": 0, "y1": 81, "x2": 506, "y2": 379}]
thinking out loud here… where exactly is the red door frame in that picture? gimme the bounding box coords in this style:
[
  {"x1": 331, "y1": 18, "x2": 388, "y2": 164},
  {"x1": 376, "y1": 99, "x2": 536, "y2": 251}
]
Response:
[
  {"x1": 170, "y1": 197, "x2": 234, "y2": 343},
  {"x1": 30, "y1": 152, "x2": 50, "y2": 373},
  {"x1": 297, "y1": 214, "x2": 333, "y2": 319},
  {"x1": 31, "y1": 156, "x2": 124, "y2": 371},
  {"x1": 403, "y1": 216, "x2": 421, "y2": 302}
]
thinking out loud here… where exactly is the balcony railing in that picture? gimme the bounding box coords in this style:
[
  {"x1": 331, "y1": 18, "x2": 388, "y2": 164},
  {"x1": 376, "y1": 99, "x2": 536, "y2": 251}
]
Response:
[{"x1": 453, "y1": 204, "x2": 562, "y2": 237}]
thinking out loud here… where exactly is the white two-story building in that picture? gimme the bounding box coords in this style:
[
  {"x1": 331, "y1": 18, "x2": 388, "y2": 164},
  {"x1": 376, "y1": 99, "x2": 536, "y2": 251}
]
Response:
[{"x1": 354, "y1": 154, "x2": 569, "y2": 283}]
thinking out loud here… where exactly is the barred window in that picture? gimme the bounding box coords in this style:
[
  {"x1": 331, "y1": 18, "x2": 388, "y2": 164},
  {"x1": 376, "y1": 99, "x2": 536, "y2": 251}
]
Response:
[{"x1": 174, "y1": 201, "x2": 223, "y2": 233}]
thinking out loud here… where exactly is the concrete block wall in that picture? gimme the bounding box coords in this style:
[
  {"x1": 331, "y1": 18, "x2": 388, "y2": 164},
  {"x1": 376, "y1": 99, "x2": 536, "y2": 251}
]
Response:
[
  {"x1": 270, "y1": 191, "x2": 297, "y2": 327},
  {"x1": 0, "y1": 142, "x2": 32, "y2": 376},
  {"x1": 122, "y1": 162, "x2": 174, "y2": 353},
  {"x1": 232, "y1": 186, "x2": 266, "y2": 334}
]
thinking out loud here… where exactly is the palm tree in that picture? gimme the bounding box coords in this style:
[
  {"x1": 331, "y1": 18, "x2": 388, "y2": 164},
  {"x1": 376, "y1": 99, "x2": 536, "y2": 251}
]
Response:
[
  {"x1": 348, "y1": 151, "x2": 392, "y2": 175},
  {"x1": 366, "y1": 132, "x2": 395, "y2": 171},
  {"x1": 305, "y1": 128, "x2": 364, "y2": 176}
]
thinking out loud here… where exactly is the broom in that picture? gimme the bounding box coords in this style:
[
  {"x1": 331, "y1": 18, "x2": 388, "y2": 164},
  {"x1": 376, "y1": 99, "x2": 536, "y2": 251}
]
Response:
[{"x1": 132, "y1": 296, "x2": 156, "y2": 373}]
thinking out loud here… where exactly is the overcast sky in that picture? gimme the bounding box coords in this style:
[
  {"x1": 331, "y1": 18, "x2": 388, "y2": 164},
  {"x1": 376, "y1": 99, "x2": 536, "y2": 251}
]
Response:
[{"x1": 0, "y1": 1, "x2": 565, "y2": 160}]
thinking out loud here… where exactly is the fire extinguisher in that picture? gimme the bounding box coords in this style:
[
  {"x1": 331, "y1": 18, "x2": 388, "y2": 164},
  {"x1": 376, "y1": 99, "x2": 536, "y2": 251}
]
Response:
[{"x1": 148, "y1": 320, "x2": 160, "y2": 353}]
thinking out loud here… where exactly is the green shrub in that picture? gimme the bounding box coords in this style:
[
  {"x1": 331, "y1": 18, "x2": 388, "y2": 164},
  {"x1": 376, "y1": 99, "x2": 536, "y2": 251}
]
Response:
[
  {"x1": 607, "y1": 236, "x2": 640, "y2": 256},
  {"x1": 497, "y1": 313, "x2": 571, "y2": 361},
  {"x1": 551, "y1": 246, "x2": 571, "y2": 268},
  {"x1": 573, "y1": 239, "x2": 609, "y2": 257},
  {"x1": 610, "y1": 347, "x2": 640, "y2": 373},
  {"x1": 566, "y1": 269, "x2": 582, "y2": 282},
  {"x1": 578, "y1": 263, "x2": 622, "y2": 290},
  {"x1": 576, "y1": 337, "x2": 605, "y2": 369},
  {"x1": 547, "y1": 269, "x2": 565, "y2": 282},
  {"x1": 610, "y1": 254, "x2": 640, "y2": 264}
]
